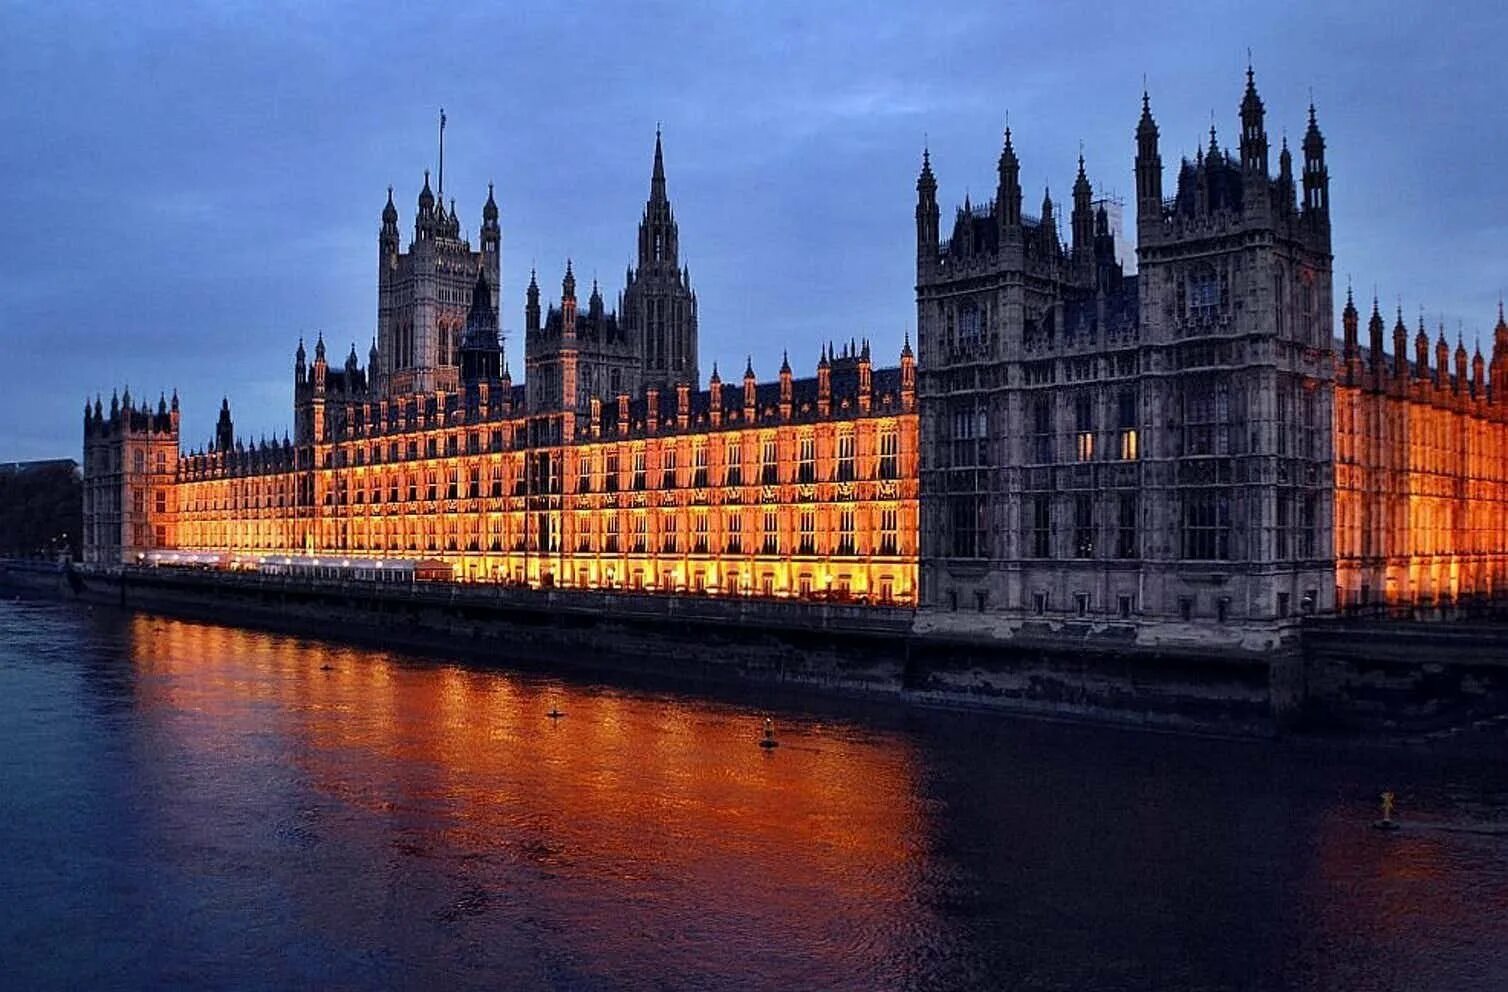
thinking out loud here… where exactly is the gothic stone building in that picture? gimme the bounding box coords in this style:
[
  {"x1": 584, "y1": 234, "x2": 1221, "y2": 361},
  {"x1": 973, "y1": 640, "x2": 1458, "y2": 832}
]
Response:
[
  {"x1": 916, "y1": 70, "x2": 1336, "y2": 649},
  {"x1": 84, "y1": 133, "x2": 919, "y2": 604}
]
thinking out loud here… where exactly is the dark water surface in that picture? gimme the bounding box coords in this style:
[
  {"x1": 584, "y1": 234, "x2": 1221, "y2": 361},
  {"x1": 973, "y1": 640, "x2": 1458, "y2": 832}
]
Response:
[{"x1": 2, "y1": 600, "x2": 1506, "y2": 991}]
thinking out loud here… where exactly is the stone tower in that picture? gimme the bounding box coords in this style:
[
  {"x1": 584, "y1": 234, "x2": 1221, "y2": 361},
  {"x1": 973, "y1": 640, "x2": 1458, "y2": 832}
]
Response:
[
  {"x1": 376, "y1": 119, "x2": 500, "y2": 398},
  {"x1": 82, "y1": 387, "x2": 180, "y2": 563},
  {"x1": 623, "y1": 129, "x2": 699, "y2": 392},
  {"x1": 916, "y1": 68, "x2": 1334, "y2": 649}
]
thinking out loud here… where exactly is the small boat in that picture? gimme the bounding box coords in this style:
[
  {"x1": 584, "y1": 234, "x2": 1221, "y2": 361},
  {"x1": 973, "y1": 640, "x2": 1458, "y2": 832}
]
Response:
[
  {"x1": 759, "y1": 718, "x2": 778, "y2": 748},
  {"x1": 546, "y1": 708, "x2": 565, "y2": 719}
]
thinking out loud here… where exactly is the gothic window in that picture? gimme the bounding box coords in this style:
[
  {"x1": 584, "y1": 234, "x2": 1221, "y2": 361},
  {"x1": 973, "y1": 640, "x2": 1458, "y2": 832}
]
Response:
[
  {"x1": 663, "y1": 515, "x2": 678, "y2": 554},
  {"x1": 797, "y1": 435, "x2": 816, "y2": 483},
  {"x1": 1027, "y1": 495, "x2": 1052, "y2": 558},
  {"x1": 694, "y1": 513, "x2": 709, "y2": 554},
  {"x1": 661, "y1": 445, "x2": 678, "y2": 489},
  {"x1": 949, "y1": 495, "x2": 983, "y2": 558},
  {"x1": 725, "y1": 440, "x2": 742, "y2": 486},
  {"x1": 633, "y1": 513, "x2": 647, "y2": 553},
  {"x1": 837, "y1": 509, "x2": 856, "y2": 556},
  {"x1": 878, "y1": 429, "x2": 899, "y2": 480},
  {"x1": 577, "y1": 454, "x2": 592, "y2": 493},
  {"x1": 880, "y1": 508, "x2": 898, "y2": 556},
  {"x1": 836, "y1": 431, "x2": 856, "y2": 482},
  {"x1": 633, "y1": 448, "x2": 646, "y2": 490},
  {"x1": 693, "y1": 444, "x2": 708, "y2": 488},
  {"x1": 1189, "y1": 266, "x2": 1222, "y2": 320},
  {"x1": 1073, "y1": 494, "x2": 1095, "y2": 558},
  {"x1": 606, "y1": 451, "x2": 620, "y2": 492},
  {"x1": 762, "y1": 510, "x2": 779, "y2": 554},
  {"x1": 1075, "y1": 394, "x2": 1095, "y2": 462},
  {"x1": 1182, "y1": 380, "x2": 1230, "y2": 456},
  {"x1": 1117, "y1": 389, "x2": 1139, "y2": 460},
  {"x1": 799, "y1": 509, "x2": 816, "y2": 555},
  {"x1": 1116, "y1": 493, "x2": 1138, "y2": 558},
  {"x1": 761, "y1": 437, "x2": 779, "y2": 485},
  {"x1": 1181, "y1": 492, "x2": 1231, "y2": 560},
  {"x1": 726, "y1": 511, "x2": 742, "y2": 554},
  {"x1": 1031, "y1": 397, "x2": 1054, "y2": 464},
  {"x1": 959, "y1": 303, "x2": 982, "y2": 348}
]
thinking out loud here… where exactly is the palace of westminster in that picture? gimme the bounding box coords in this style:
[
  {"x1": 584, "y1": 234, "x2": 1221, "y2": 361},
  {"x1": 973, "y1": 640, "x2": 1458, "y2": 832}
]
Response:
[{"x1": 82, "y1": 71, "x2": 1508, "y2": 648}]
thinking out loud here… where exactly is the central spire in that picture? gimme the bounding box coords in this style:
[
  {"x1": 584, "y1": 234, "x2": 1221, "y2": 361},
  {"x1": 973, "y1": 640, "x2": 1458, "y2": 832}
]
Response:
[{"x1": 651, "y1": 124, "x2": 667, "y2": 202}]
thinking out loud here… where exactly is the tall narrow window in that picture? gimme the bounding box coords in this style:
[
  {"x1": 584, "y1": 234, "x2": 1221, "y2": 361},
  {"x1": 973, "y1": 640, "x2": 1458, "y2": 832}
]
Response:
[
  {"x1": 1075, "y1": 394, "x2": 1095, "y2": 462},
  {"x1": 762, "y1": 510, "x2": 779, "y2": 554},
  {"x1": 799, "y1": 509, "x2": 816, "y2": 555},
  {"x1": 1117, "y1": 389, "x2": 1139, "y2": 460},
  {"x1": 797, "y1": 435, "x2": 815, "y2": 483},
  {"x1": 837, "y1": 509, "x2": 855, "y2": 555},
  {"x1": 725, "y1": 440, "x2": 742, "y2": 486},
  {"x1": 880, "y1": 508, "x2": 898, "y2": 556},
  {"x1": 761, "y1": 437, "x2": 778, "y2": 485},
  {"x1": 836, "y1": 431, "x2": 856, "y2": 482},
  {"x1": 1031, "y1": 397, "x2": 1053, "y2": 463},
  {"x1": 1029, "y1": 495, "x2": 1052, "y2": 558},
  {"x1": 1073, "y1": 494, "x2": 1095, "y2": 558},
  {"x1": 878, "y1": 429, "x2": 899, "y2": 480},
  {"x1": 1116, "y1": 493, "x2": 1138, "y2": 559}
]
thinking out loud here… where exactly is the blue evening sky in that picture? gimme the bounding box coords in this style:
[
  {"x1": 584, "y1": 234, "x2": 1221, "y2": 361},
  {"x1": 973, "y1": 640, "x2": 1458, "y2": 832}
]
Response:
[{"x1": 1, "y1": 0, "x2": 1504, "y2": 459}]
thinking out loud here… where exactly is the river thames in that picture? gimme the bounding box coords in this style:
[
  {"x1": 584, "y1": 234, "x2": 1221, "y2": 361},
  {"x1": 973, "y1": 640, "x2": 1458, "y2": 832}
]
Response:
[{"x1": 1, "y1": 598, "x2": 1506, "y2": 990}]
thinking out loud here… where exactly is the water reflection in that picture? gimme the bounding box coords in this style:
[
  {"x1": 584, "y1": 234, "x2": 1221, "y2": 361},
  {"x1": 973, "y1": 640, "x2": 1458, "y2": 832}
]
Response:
[
  {"x1": 126, "y1": 614, "x2": 939, "y2": 990},
  {"x1": 1, "y1": 601, "x2": 1506, "y2": 991}
]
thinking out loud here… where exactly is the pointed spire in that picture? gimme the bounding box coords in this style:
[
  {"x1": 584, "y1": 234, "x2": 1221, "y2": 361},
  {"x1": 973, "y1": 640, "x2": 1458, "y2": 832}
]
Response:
[
  {"x1": 780, "y1": 349, "x2": 791, "y2": 375},
  {"x1": 650, "y1": 124, "x2": 667, "y2": 201},
  {"x1": 744, "y1": 354, "x2": 755, "y2": 379},
  {"x1": 902, "y1": 329, "x2": 914, "y2": 359}
]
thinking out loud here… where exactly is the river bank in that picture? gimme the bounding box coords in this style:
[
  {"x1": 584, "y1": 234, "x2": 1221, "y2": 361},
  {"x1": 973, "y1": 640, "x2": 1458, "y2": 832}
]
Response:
[{"x1": 4, "y1": 560, "x2": 1507, "y2": 739}]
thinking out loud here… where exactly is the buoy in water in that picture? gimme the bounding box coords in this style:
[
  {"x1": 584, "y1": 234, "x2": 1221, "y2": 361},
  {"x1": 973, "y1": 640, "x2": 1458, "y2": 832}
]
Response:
[
  {"x1": 1373, "y1": 790, "x2": 1400, "y2": 831},
  {"x1": 546, "y1": 708, "x2": 565, "y2": 719},
  {"x1": 759, "y1": 718, "x2": 779, "y2": 749},
  {"x1": 319, "y1": 664, "x2": 334, "y2": 672}
]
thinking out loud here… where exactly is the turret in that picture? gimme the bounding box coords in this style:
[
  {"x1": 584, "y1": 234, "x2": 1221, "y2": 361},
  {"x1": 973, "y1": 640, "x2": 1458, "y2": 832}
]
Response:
[
  {"x1": 817, "y1": 346, "x2": 831, "y2": 416},
  {"x1": 1239, "y1": 64, "x2": 1268, "y2": 176},
  {"x1": 1473, "y1": 344, "x2": 1486, "y2": 397},
  {"x1": 858, "y1": 338, "x2": 873, "y2": 413},
  {"x1": 916, "y1": 148, "x2": 939, "y2": 264},
  {"x1": 1040, "y1": 187, "x2": 1057, "y2": 252},
  {"x1": 1393, "y1": 308, "x2": 1409, "y2": 379},
  {"x1": 481, "y1": 182, "x2": 500, "y2": 254},
  {"x1": 1368, "y1": 299, "x2": 1386, "y2": 378},
  {"x1": 1302, "y1": 103, "x2": 1329, "y2": 219},
  {"x1": 1134, "y1": 91, "x2": 1163, "y2": 222},
  {"x1": 295, "y1": 337, "x2": 307, "y2": 383},
  {"x1": 676, "y1": 381, "x2": 690, "y2": 430},
  {"x1": 1435, "y1": 326, "x2": 1450, "y2": 389},
  {"x1": 743, "y1": 356, "x2": 757, "y2": 421},
  {"x1": 525, "y1": 269, "x2": 541, "y2": 335},
  {"x1": 901, "y1": 332, "x2": 916, "y2": 411},
  {"x1": 313, "y1": 332, "x2": 328, "y2": 392},
  {"x1": 380, "y1": 186, "x2": 399, "y2": 252},
  {"x1": 709, "y1": 363, "x2": 723, "y2": 427},
  {"x1": 1342, "y1": 287, "x2": 1359, "y2": 362},
  {"x1": 1071, "y1": 154, "x2": 1093, "y2": 257},
  {"x1": 215, "y1": 397, "x2": 234, "y2": 452},
  {"x1": 416, "y1": 170, "x2": 435, "y2": 239},
  {"x1": 561, "y1": 260, "x2": 577, "y2": 341},
  {"x1": 996, "y1": 128, "x2": 1021, "y2": 230},
  {"x1": 1455, "y1": 336, "x2": 1469, "y2": 393},
  {"x1": 1277, "y1": 137, "x2": 1295, "y2": 214},
  {"x1": 1414, "y1": 317, "x2": 1430, "y2": 381},
  {"x1": 779, "y1": 351, "x2": 793, "y2": 421}
]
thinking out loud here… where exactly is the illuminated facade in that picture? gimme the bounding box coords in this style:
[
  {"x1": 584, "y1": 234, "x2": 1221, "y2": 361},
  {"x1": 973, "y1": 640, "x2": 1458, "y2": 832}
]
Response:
[
  {"x1": 1333, "y1": 297, "x2": 1508, "y2": 609},
  {"x1": 80, "y1": 91, "x2": 1508, "y2": 630},
  {"x1": 83, "y1": 132, "x2": 920, "y2": 603}
]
